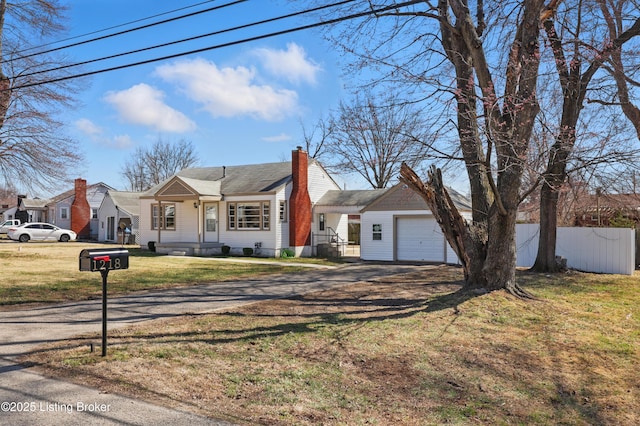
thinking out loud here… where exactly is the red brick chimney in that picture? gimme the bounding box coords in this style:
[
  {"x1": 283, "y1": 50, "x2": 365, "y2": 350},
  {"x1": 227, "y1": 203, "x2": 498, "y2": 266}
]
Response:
[
  {"x1": 289, "y1": 146, "x2": 311, "y2": 253},
  {"x1": 71, "y1": 178, "x2": 91, "y2": 239}
]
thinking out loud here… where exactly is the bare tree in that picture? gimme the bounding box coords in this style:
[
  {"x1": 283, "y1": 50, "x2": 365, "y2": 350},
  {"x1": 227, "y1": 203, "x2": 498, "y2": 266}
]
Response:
[
  {"x1": 600, "y1": 0, "x2": 640, "y2": 139},
  {"x1": 319, "y1": 93, "x2": 433, "y2": 189},
  {"x1": 300, "y1": 116, "x2": 331, "y2": 161},
  {"x1": 531, "y1": 0, "x2": 640, "y2": 272},
  {"x1": 121, "y1": 137, "x2": 198, "y2": 191},
  {"x1": 313, "y1": 0, "x2": 547, "y2": 295},
  {"x1": 0, "y1": 0, "x2": 83, "y2": 193}
]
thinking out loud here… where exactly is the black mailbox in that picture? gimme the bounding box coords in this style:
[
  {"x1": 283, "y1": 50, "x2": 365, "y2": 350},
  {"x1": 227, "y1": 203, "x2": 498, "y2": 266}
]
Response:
[{"x1": 79, "y1": 249, "x2": 129, "y2": 272}]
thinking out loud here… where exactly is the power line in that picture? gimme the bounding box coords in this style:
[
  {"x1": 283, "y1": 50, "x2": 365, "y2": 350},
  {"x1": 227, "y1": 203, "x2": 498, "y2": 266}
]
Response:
[
  {"x1": 9, "y1": 1, "x2": 424, "y2": 91},
  {"x1": 8, "y1": 0, "x2": 248, "y2": 62},
  {"x1": 14, "y1": 0, "x2": 221, "y2": 56},
  {"x1": 17, "y1": 0, "x2": 357, "y2": 79}
]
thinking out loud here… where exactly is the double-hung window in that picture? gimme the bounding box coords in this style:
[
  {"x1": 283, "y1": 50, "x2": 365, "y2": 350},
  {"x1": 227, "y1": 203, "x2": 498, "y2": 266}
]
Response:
[
  {"x1": 151, "y1": 204, "x2": 176, "y2": 230},
  {"x1": 372, "y1": 224, "x2": 382, "y2": 241},
  {"x1": 279, "y1": 201, "x2": 287, "y2": 223}
]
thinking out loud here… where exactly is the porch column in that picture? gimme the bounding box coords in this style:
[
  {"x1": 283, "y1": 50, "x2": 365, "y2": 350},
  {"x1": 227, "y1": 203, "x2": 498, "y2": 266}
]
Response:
[
  {"x1": 157, "y1": 201, "x2": 162, "y2": 244},
  {"x1": 196, "y1": 200, "x2": 202, "y2": 243}
]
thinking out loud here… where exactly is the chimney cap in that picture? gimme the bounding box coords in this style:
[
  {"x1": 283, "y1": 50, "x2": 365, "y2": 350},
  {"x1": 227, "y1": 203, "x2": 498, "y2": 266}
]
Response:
[{"x1": 296, "y1": 146, "x2": 303, "y2": 151}]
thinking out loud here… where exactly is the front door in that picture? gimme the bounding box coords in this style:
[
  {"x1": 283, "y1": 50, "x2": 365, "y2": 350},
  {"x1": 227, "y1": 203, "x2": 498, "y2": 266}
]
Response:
[
  {"x1": 203, "y1": 203, "x2": 218, "y2": 242},
  {"x1": 107, "y1": 217, "x2": 115, "y2": 241}
]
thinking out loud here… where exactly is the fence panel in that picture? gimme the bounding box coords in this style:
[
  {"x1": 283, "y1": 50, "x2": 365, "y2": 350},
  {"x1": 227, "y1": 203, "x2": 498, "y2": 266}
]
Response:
[{"x1": 515, "y1": 224, "x2": 635, "y2": 275}]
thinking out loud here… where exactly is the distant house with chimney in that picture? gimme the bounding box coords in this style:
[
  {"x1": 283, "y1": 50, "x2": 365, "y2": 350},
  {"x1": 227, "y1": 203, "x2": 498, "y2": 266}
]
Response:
[
  {"x1": 138, "y1": 147, "x2": 344, "y2": 257},
  {"x1": 16, "y1": 180, "x2": 113, "y2": 240}
]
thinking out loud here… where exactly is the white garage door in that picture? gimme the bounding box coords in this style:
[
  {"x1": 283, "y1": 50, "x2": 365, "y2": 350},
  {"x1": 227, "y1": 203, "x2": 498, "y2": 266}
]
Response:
[{"x1": 396, "y1": 217, "x2": 445, "y2": 262}]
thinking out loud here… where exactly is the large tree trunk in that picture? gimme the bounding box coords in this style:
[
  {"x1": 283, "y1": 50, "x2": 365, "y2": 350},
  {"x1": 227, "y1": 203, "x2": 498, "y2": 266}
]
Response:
[
  {"x1": 532, "y1": 182, "x2": 561, "y2": 271},
  {"x1": 531, "y1": 98, "x2": 578, "y2": 272},
  {"x1": 400, "y1": 164, "x2": 530, "y2": 297}
]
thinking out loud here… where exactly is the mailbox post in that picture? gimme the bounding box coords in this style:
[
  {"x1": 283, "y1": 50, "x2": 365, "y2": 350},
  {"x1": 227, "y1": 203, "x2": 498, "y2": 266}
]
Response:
[{"x1": 79, "y1": 249, "x2": 129, "y2": 356}]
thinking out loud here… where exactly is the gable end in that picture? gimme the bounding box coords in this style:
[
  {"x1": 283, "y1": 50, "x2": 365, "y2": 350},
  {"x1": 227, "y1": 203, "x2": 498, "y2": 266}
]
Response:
[{"x1": 158, "y1": 180, "x2": 196, "y2": 198}]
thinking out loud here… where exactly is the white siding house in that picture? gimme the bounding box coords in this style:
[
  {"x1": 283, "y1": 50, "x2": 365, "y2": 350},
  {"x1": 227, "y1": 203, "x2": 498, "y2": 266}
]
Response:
[
  {"x1": 138, "y1": 148, "x2": 343, "y2": 257},
  {"x1": 98, "y1": 191, "x2": 141, "y2": 244}
]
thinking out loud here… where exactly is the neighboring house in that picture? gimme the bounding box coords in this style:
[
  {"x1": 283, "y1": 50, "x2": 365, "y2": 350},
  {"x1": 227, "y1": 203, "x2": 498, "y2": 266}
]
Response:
[
  {"x1": 139, "y1": 147, "x2": 342, "y2": 257},
  {"x1": 16, "y1": 197, "x2": 48, "y2": 223},
  {"x1": 0, "y1": 203, "x2": 17, "y2": 222},
  {"x1": 16, "y1": 179, "x2": 113, "y2": 240},
  {"x1": 98, "y1": 191, "x2": 141, "y2": 244},
  {"x1": 47, "y1": 180, "x2": 113, "y2": 239},
  {"x1": 359, "y1": 183, "x2": 472, "y2": 263},
  {"x1": 572, "y1": 192, "x2": 640, "y2": 227},
  {"x1": 519, "y1": 188, "x2": 640, "y2": 228}
]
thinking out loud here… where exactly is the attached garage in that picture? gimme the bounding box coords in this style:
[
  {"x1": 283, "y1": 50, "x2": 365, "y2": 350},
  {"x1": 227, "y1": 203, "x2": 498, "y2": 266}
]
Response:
[
  {"x1": 360, "y1": 183, "x2": 471, "y2": 263},
  {"x1": 395, "y1": 216, "x2": 446, "y2": 262}
]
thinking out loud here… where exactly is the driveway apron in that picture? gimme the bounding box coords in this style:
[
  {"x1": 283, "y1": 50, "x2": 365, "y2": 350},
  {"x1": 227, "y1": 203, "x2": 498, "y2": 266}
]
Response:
[{"x1": 0, "y1": 262, "x2": 423, "y2": 425}]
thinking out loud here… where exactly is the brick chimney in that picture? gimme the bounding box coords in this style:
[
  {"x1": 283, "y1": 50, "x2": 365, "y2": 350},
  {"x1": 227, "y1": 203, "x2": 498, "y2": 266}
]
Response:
[
  {"x1": 71, "y1": 178, "x2": 91, "y2": 239},
  {"x1": 289, "y1": 146, "x2": 311, "y2": 254}
]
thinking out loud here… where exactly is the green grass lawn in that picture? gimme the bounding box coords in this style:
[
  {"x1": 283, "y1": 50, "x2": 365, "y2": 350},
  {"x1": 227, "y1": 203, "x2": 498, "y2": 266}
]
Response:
[
  {"x1": 0, "y1": 242, "x2": 332, "y2": 306},
  {"x1": 22, "y1": 266, "x2": 640, "y2": 425}
]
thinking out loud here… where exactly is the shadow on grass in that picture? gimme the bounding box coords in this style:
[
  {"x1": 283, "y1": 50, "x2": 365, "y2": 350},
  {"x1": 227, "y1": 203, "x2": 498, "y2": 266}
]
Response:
[{"x1": 22, "y1": 269, "x2": 625, "y2": 425}]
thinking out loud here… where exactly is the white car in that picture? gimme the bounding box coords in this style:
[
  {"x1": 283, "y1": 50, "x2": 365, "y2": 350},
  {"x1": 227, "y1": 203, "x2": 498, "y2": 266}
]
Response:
[{"x1": 7, "y1": 222, "x2": 77, "y2": 242}]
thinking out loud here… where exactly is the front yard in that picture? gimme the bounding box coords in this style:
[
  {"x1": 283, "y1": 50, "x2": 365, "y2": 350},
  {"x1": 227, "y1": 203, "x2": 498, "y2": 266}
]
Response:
[
  {"x1": 19, "y1": 261, "x2": 640, "y2": 425},
  {"x1": 0, "y1": 241, "x2": 331, "y2": 306}
]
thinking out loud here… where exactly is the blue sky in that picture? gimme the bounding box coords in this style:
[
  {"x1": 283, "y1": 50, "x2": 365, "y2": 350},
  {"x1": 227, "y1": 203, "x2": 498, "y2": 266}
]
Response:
[{"x1": 57, "y1": 1, "x2": 352, "y2": 194}]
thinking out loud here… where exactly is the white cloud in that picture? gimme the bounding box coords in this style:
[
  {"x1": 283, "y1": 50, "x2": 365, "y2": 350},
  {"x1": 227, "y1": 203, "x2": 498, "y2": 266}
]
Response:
[
  {"x1": 111, "y1": 134, "x2": 133, "y2": 149},
  {"x1": 75, "y1": 118, "x2": 102, "y2": 136},
  {"x1": 253, "y1": 43, "x2": 322, "y2": 85},
  {"x1": 155, "y1": 58, "x2": 298, "y2": 121},
  {"x1": 104, "y1": 83, "x2": 196, "y2": 132},
  {"x1": 74, "y1": 118, "x2": 133, "y2": 149},
  {"x1": 262, "y1": 133, "x2": 291, "y2": 143}
]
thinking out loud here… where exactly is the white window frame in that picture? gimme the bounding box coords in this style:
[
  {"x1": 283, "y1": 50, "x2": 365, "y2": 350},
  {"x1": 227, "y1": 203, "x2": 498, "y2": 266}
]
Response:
[
  {"x1": 372, "y1": 224, "x2": 382, "y2": 241},
  {"x1": 279, "y1": 200, "x2": 288, "y2": 223},
  {"x1": 227, "y1": 201, "x2": 270, "y2": 230}
]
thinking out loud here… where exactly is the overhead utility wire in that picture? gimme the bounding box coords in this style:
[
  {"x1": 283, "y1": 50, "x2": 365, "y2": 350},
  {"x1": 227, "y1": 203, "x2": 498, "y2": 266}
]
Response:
[
  {"x1": 14, "y1": 0, "x2": 220, "y2": 55},
  {"x1": 7, "y1": 0, "x2": 248, "y2": 62},
  {"x1": 10, "y1": 0, "x2": 424, "y2": 91},
  {"x1": 17, "y1": 0, "x2": 357, "y2": 79}
]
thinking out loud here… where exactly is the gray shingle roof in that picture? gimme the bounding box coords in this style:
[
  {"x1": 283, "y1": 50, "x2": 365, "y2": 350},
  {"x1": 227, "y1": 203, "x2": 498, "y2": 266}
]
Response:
[
  {"x1": 108, "y1": 191, "x2": 142, "y2": 216},
  {"x1": 145, "y1": 161, "x2": 295, "y2": 197},
  {"x1": 316, "y1": 189, "x2": 389, "y2": 207},
  {"x1": 179, "y1": 162, "x2": 292, "y2": 194},
  {"x1": 20, "y1": 198, "x2": 49, "y2": 209}
]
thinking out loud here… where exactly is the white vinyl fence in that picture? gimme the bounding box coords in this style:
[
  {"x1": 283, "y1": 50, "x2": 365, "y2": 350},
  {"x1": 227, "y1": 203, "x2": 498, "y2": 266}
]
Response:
[{"x1": 516, "y1": 224, "x2": 636, "y2": 275}]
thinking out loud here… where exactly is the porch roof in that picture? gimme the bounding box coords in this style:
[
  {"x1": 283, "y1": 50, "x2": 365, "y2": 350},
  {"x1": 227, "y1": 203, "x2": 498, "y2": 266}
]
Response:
[
  {"x1": 19, "y1": 198, "x2": 49, "y2": 210},
  {"x1": 108, "y1": 191, "x2": 142, "y2": 217},
  {"x1": 316, "y1": 189, "x2": 388, "y2": 207}
]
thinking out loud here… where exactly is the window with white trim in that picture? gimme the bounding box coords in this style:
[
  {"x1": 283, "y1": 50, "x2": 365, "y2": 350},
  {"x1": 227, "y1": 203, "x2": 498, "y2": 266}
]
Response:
[
  {"x1": 60, "y1": 207, "x2": 68, "y2": 220},
  {"x1": 279, "y1": 201, "x2": 287, "y2": 223},
  {"x1": 227, "y1": 202, "x2": 270, "y2": 230},
  {"x1": 372, "y1": 224, "x2": 382, "y2": 241}
]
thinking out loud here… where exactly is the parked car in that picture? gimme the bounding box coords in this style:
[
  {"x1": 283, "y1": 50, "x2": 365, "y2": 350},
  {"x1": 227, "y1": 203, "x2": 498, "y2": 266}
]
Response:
[
  {"x1": 0, "y1": 219, "x2": 21, "y2": 235},
  {"x1": 7, "y1": 222, "x2": 77, "y2": 242}
]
